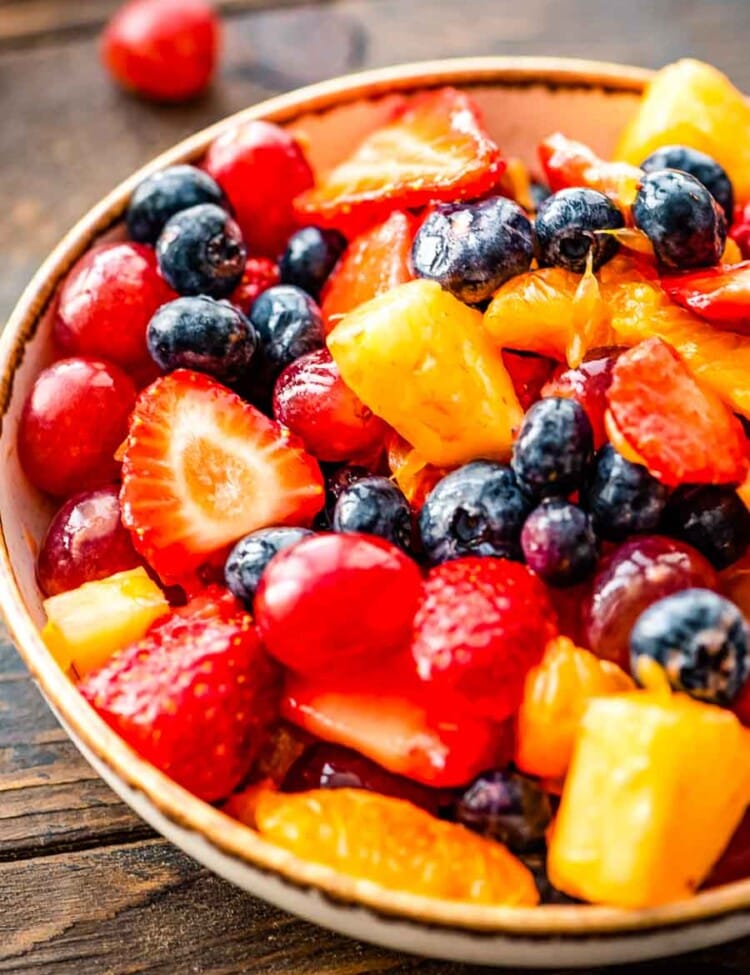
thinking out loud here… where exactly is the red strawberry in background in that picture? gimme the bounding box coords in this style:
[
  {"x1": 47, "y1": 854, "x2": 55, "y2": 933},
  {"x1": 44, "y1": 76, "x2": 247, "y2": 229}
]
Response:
[
  {"x1": 80, "y1": 609, "x2": 281, "y2": 802},
  {"x1": 411, "y1": 558, "x2": 557, "y2": 723},
  {"x1": 120, "y1": 369, "x2": 324, "y2": 584}
]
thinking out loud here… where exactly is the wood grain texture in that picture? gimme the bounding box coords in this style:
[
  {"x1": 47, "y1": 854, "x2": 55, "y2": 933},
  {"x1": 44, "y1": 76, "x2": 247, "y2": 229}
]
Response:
[{"x1": 4, "y1": 1, "x2": 750, "y2": 971}]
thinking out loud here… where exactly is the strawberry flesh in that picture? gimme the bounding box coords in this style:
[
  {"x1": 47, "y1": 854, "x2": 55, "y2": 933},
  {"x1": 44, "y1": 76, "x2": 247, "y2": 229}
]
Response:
[{"x1": 662, "y1": 262, "x2": 750, "y2": 335}]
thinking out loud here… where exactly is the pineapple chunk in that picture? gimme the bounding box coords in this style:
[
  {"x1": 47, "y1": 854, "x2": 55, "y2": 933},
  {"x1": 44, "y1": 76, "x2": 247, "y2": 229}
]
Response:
[
  {"x1": 616, "y1": 59, "x2": 750, "y2": 202},
  {"x1": 328, "y1": 280, "x2": 523, "y2": 467},
  {"x1": 42, "y1": 567, "x2": 168, "y2": 677},
  {"x1": 548, "y1": 689, "x2": 750, "y2": 908}
]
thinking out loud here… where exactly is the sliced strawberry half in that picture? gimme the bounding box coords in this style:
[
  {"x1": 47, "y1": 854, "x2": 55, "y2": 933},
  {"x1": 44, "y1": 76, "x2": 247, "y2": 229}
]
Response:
[
  {"x1": 662, "y1": 262, "x2": 750, "y2": 335},
  {"x1": 538, "y1": 133, "x2": 641, "y2": 209},
  {"x1": 121, "y1": 369, "x2": 324, "y2": 583},
  {"x1": 606, "y1": 337, "x2": 749, "y2": 486},
  {"x1": 294, "y1": 87, "x2": 506, "y2": 236},
  {"x1": 320, "y1": 210, "x2": 418, "y2": 330}
]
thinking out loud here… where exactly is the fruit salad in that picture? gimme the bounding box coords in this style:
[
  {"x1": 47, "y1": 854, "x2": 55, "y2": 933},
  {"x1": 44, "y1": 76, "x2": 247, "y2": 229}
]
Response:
[{"x1": 21, "y1": 57, "x2": 750, "y2": 911}]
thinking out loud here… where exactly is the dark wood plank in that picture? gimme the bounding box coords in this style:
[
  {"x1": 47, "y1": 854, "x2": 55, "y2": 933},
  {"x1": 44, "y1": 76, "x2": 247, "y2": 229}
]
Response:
[{"x1": 0, "y1": 838, "x2": 749, "y2": 975}]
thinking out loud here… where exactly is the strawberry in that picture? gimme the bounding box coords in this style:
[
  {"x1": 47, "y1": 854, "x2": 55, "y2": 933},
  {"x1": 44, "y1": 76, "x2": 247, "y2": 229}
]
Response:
[
  {"x1": 80, "y1": 611, "x2": 281, "y2": 802},
  {"x1": 120, "y1": 369, "x2": 324, "y2": 584},
  {"x1": 320, "y1": 210, "x2": 418, "y2": 330},
  {"x1": 730, "y1": 201, "x2": 750, "y2": 260},
  {"x1": 229, "y1": 256, "x2": 280, "y2": 315},
  {"x1": 282, "y1": 667, "x2": 512, "y2": 788},
  {"x1": 662, "y1": 262, "x2": 750, "y2": 334},
  {"x1": 411, "y1": 558, "x2": 557, "y2": 723},
  {"x1": 606, "y1": 337, "x2": 749, "y2": 486},
  {"x1": 294, "y1": 88, "x2": 505, "y2": 236},
  {"x1": 538, "y1": 133, "x2": 641, "y2": 208},
  {"x1": 158, "y1": 583, "x2": 244, "y2": 624}
]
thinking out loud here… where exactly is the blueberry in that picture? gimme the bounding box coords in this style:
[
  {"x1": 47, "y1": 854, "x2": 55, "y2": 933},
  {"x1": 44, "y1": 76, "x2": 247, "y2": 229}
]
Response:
[
  {"x1": 630, "y1": 588, "x2": 749, "y2": 704},
  {"x1": 584, "y1": 444, "x2": 670, "y2": 541},
  {"x1": 535, "y1": 187, "x2": 624, "y2": 273},
  {"x1": 146, "y1": 296, "x2": 257, "y2": 384},
  {"x1": 156, "y1": 203, "x2": 246, "y2": 298},
  {"x1": 224, "y1": 526, "x2": 315, "y2": 608},
  {"x1": 410, "y1": 197, "x2": 534, "y2": 304},
  {"x1": 418, "y1": 461, "x2": 531, "y2": 565},
  {"x1": 632, "y1": 169, "x2": 727, "y2": 270},
  {"x1": 317, "y1": 464, "x2": 373, "y2": 528},
  {"x1": 521, "y1": 498, "x2": 598, "y2": 587},
  {"x1": 247, "y1": 285, "x2": 325, "y2": 401},
  {"x1": 641, "y1": 145, "x2": 734, "y2": 222},
  {"x1": 332, "y1": 476, "x2": 412, "y2": 550},
  {"x1": 279, "y1": 226, "x2": 347, "y2": 300},
  {"x1": 511, "y1": 397, "x2": 594, "y2": 499},
  {"x1": 127, "y1": 165, "x2": 228, "y2": 245},
  {"x1": 662, "y1": 485, "x2": 750, "y2": 569},
  {"x1": 454, "y1": 769, "x2": 552, "y2": 853}
]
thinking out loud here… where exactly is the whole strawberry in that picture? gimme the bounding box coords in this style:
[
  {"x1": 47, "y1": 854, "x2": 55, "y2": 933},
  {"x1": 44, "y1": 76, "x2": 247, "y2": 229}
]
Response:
[
  {"x1": 80, "y1": 608, "x2": 280, "y2": 801},
  {"x1": 411, "y1": 558, "x2": 557, "y2": 722}
]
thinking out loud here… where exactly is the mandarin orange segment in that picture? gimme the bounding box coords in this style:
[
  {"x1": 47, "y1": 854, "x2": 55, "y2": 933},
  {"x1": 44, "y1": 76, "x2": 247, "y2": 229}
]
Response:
[
  {"x1": 385, "y1": 431, "x2": 447, "y2": 509},
  {"x1": 515, "y1": 636, "x2": 634, "y2": 783},
  {"x1": 253, "y1": 787, "x2": 539, "y2": 906}
]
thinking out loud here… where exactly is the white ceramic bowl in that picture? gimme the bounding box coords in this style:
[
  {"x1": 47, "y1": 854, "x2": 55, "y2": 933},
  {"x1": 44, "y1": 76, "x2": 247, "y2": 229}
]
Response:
[{"x1": 3, "y1": 57, "x2": 750, "y2": 969}]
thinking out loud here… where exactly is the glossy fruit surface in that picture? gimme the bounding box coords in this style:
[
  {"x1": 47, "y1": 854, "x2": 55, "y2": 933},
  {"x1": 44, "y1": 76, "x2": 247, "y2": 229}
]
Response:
[
  {"x1": 294, "y1": 87, "x2": 505, "y2": 236},
  {"x1": 281, "y1": 742, "x2": 450, "y2": 816},
  {"x1": 203, "y1": 120, "x2": 314, "y2": 256},
  {"x1": 454, "y1": 770, "x2": 552, "y2": 855},
  {"x1": 419, "y1": 462, "x2": 530, "y2": 565},
  {"x1": 37, "y1": 486, "x2": 142, "y2": 598},
  {"x1": 662, "y1": 262, "x2": 750, "y2": 334},
  {"x1": 548, "y1": 685, "x2": 750, "y2": 908},
  {"x1": 615, "y1": 58, "x2": 750, "y2": 202},
  {"x1": 583, "y1": 535, "x2": 720, "y2": 668},
  {"x1": 632, "y1": 169, "x2": 726, "y2": 270},
  {"x1": 584, "y1": 444, "x2": 670, "y2": 541},
  {"x1": 607, "y1": 337, "x2": 748, "y2": 486},
  {"x1": 516, "y1": 636, "x2": 633, "y2": 782},
  {"x1": 411, "y1": 197, "x2": 534, "y2": 303},
  {"x1": 42, "y1": 567, "x2": 168, "y2": 675},
  {"x1": 631, "y1": 588, "x2": 749, "y2": 704},
  {"x1": 272, "y1": 349, "x2": 385, "y2": 463},
  {"x1": 328, "y1": 280, "x2": 523, "y2": 467},
  {"x1": 521, "y1": 499, "x2": 598, "y2": 587},
  {"x1": 102, "y1": 0, "x2": 220, "y2": 101},
  {"x1": 255, "y1": 533, "x2": 422, "y2": 676},
  {"x1": 511, "y1": 397, "x2": 594, "y2": 500},
  {"x1": 80, "y1": 609, "x2": 280, "y2": 802},
  {"x1": 501, "y1": 351, "x2": 556, "y2": 412},
  {"x1": 147, "y1": 295, "x2": 257, "y2": 384},
  {"x1": 19, "y1": 357, "x2": 137, "y2": 498},
  {"x1": 126, "y1": 165, "x2": 228, "y2": 243},
  {"x1": 120, "y1": 369, "x2": 323, "y2": 582},
  {"x1": 253, "y1": 787, "x2": 539, "y2": 905},
  {"x1": 664, "y1": 484, "x2": 750, "y2": 569},
  {"x1": 279, "y1": 227, "x2": 347, "y2": 300},
  {"x1": 640, "y1": 144, "x2": 734, "y2": 221},
  {"x1": 156, "y1": 203, "x2": 246, "y2": 298},
  {"x1": 320, "y1": 210, "x2": 417, "y2": 329},
  {"x1": 224, "y1": 526, "x2": 315, "y2": 609},
  {"x1": 538, "y1": 133, "x2": 641, "y2": 208},
  {"x1": 282, "y1": 669, "x2": 510, "y2": 787},
  {"x1": 54, "y1": 243, "x2": 176, "y2": 370},
  {"x1": 229, "y1": 256, "x2": 280, "y2": 315},
  {"x1": 541, "y1": 350, "x2": 620, "y2": 449},
  {"x1": 535, "y1": 187, "x2": 624, "y2": 273},
  {"x1": 332, "y1": 476, "x2": 412, "y2": 550},
  {"x1": 411, "y1": 558, "x2": 557, "y2": 722}
]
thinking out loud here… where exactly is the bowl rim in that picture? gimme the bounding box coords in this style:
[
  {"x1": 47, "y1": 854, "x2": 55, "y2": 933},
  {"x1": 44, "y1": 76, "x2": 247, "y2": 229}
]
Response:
[{"x1": 3, "y1": 54, "x2": 750, "y2": 938}]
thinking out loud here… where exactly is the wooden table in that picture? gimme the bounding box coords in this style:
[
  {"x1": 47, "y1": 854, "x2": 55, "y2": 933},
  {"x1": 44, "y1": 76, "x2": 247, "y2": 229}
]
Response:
[{"x1": 3, "y1": 1, "x2": 750, "y2": 971}]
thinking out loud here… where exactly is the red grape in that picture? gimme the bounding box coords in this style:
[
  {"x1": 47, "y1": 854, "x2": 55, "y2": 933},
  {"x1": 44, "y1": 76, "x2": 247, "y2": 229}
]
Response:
[
  {"x1": 54, "y1": 243, "x2": 175, "y2": 371},
  {"x1": 36, "y1": 485, "x2": 142, "y2": 597},
  {"x1": 542, "y1": 348, "x2": 623, "y2": 448},
  {"x1": 501, "y1": 350, "x2": 556, "y2": 411},
  {"x1": 273, "y1": 349, "x2": 386, "y2": 463},
  {"x1": 203, "y1": 120, "x2": 314, "y2": 257},
  {"x1": 583, "y1": 535, "x2": 720, "y2": 669},
  {"x1": 18, "y1": 357, "x2": 137, "y2": 498}
]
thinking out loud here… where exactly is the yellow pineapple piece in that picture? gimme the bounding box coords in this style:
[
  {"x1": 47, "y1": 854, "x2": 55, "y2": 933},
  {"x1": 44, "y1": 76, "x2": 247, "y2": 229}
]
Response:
[
  {"x1": 42, "y1": 567, "x2": 168, "y2": 677},
  {"x1": 548, "y1": 686, "x2": 750, "y2": 908},
  {"x1": 616, "y1": 59, "x2": 750, "y2": 202},
  {"x1": 328, "y1": 279, "x2": 523, "y2": 466}
]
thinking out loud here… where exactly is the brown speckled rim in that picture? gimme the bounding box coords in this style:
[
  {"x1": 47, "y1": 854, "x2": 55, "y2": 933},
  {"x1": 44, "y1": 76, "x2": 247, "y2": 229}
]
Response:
[{"x1": 3, "y1": 56, "x2": 750, "y2": 939}]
